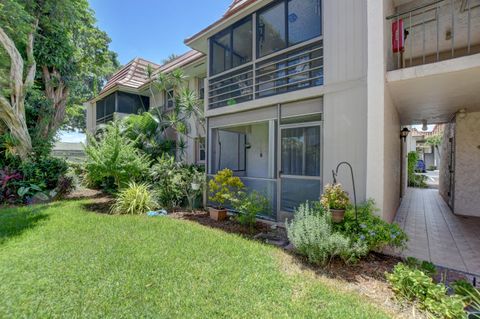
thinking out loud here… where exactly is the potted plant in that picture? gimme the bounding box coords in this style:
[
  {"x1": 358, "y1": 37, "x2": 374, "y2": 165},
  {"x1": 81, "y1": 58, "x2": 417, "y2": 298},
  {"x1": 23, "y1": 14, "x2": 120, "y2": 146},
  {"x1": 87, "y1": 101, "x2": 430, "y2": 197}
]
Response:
[
  {"x1": 208, "y1": 169, "x2": 244, "y2": 221},
  {"x1": 320, "y1": 184, "x2": 350, "y2": 223}
]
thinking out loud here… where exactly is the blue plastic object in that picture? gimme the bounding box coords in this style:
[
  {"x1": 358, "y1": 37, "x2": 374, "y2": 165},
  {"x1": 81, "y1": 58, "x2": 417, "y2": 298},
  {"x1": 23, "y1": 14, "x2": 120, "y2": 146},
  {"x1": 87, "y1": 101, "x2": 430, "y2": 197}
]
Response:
[{"x1": 147, "y1": 210, "x2": 168, "y2": 217}]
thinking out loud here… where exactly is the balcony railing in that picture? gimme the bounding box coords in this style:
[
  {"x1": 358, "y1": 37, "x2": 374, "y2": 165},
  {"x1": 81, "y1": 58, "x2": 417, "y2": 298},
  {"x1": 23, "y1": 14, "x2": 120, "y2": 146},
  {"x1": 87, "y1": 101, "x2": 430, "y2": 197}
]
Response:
[
  {"x1": 208, "y1": 39, "x2": 324, "y2": 109},
  {"x1": 387, "y1": 0, "x2": 480, "y2": 70}
]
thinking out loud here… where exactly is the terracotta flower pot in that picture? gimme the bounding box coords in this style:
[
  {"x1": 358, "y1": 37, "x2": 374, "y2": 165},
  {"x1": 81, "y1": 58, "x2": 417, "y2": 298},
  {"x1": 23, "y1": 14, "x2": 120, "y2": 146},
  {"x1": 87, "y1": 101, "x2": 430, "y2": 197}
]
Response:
[
  {"x1": 208, "y1": 207, "x2": 227, "y2": 221},
  {"x1": 331, "y1": 209, "x2": 346, "y2": 223}
]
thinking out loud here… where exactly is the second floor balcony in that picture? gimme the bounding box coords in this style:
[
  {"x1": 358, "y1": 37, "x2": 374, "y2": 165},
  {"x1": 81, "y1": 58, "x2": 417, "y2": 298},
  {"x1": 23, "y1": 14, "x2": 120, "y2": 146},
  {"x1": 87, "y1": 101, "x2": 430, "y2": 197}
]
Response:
[
  {"x1": 387, "y1": 0, "x2": 480, "y2": 71},
  {"x1": 206, "y1": 0, "x2": 324, "y2": 110}
]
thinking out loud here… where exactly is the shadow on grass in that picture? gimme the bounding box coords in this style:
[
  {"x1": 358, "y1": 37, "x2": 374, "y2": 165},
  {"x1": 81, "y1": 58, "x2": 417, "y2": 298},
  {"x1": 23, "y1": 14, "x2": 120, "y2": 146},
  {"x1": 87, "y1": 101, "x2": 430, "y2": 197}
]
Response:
[
  {"x1": 81, "y1": 197, "x2": 114, "y2": 215},
  {"x1": 0, "y1": 204, "x2": 58, "y2": 246}
]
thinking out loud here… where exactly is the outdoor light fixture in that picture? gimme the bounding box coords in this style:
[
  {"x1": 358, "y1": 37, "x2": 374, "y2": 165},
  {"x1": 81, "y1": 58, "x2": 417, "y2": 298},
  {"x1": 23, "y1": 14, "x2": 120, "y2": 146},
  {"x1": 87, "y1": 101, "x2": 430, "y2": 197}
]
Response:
[
  {"x1": 400, "y1": 127, "x2": 410, "y2": 142},
  {"x1": 332, "y1": 162, "x2": 358, "y2": 224},
  {"x1": 422, "y1": 120, "x2": 428, "y2": 131}
]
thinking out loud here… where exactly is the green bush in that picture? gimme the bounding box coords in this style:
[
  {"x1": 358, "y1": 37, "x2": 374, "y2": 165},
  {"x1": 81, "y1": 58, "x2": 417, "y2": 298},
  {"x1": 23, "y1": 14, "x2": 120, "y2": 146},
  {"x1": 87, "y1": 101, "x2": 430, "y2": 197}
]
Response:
[
  {"x1": 333, "y1": 200, "x2": 408, "y2": 251},
  {"x1": 19, "y1": 156, "x2": 69, "y2": 190},
  {"x1": 208, "y1": 169, "x2": 244, "y2": 210},
  {"x1": 110, "y1": 182, "x2": 158, "y2": 215},
  {"x1": 84, "y1": 121, "x2": 151, "y2": 191},
  {"x1": 287, "y1": 202, "x2": 368, "y2": 266},
  {"x1": 386, "y1": 263, "x2": 466, "y2": 319},
  {"x1": 149, "y1": 155, "x2": 184, "y2": 209},
  {"x1": 234, "y1": 191, "x2": 269, "y2": 230}
]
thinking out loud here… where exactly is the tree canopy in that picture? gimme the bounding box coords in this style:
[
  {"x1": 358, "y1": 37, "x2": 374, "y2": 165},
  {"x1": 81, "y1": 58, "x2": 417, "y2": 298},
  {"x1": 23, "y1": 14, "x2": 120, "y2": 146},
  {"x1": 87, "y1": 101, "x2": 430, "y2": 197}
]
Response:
[{"x1": 0, "y1": 0, "x2": 118, "y2": 160}]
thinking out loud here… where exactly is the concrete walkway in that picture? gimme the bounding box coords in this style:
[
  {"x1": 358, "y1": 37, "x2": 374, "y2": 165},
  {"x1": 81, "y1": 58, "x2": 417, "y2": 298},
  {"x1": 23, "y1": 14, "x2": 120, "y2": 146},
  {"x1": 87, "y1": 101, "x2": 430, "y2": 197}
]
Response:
[{"x1": 394, "y1": 188, "x2": 480, "y2": 276}]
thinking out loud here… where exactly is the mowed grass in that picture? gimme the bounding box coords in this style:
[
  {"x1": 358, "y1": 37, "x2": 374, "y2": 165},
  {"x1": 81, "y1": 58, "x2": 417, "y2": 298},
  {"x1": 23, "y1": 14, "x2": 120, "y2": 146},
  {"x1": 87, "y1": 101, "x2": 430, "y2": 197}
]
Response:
[{"x1": 0, "y1": 201, "x2": 391, "y2": 318}]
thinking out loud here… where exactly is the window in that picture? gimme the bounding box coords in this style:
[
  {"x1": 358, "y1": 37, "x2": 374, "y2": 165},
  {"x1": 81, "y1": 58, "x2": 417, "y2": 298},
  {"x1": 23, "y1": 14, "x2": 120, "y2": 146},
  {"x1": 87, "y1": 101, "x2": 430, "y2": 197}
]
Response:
[
  {"x1": 196, "y1": 137, "x2": 206, "y2": 164},
  {"x1": 165, "y1": 89, "x2": 175, "y2": 110},
  {"x1": 257, "y1": 2, "x2": 287, "y2": 57},
  {"x1": 257, "y1": 0, "x2": 322, "y2": 57},
  {"x1": 198, "y1": 77, "x2": 205, "y2": 100},
  {"x1": 117, "y1": 92, "x2": 149, "y2": 114},
  {"x1": 288, "y1": 0, "x2": 322, "y2": 45},
  {"x1": 210, "y1": 17, "x2": 252, "y2": 76}
]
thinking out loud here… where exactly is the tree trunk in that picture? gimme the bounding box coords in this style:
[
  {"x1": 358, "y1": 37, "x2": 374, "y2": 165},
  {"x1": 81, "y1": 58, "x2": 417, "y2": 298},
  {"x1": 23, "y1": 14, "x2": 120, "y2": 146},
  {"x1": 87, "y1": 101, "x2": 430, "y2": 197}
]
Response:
[
  {"x1": 0, "y1": 22, "x2": 37, "y2": 161},
  {"x1": 38, "y1": 67, "x2": 70, "y2": 139}
]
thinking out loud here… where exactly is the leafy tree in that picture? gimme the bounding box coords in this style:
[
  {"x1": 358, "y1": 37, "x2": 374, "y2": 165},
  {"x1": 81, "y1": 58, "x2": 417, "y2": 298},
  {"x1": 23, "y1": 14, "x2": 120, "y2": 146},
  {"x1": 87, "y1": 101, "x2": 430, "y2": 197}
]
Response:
[
  {"x1": 425, "y1": 134, "x2": 442, "y2": 156},
  {"x1": 151, "y1": 68, "x2": 205, "y2": 160},
  {"x1": 162, "y1": 53, "x2": 180, "y2": 65},
  {"x1": 0, "y1": 0, "x2": 118, "y2": 161},
  {"x1": 0, "y1": 0, "x2": 37, "y2": 160}
]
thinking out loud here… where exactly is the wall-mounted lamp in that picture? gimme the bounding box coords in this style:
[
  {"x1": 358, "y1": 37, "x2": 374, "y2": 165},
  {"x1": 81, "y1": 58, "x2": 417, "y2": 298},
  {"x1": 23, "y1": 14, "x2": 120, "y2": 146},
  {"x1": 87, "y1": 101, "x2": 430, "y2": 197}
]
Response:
[
  {"x1": 421, "y1": 120, "x2": 428, "y2": 131},
  {"x1": 400, "y1": 127, "x2": 410, "y2": 142},
  {"x1": 458, "y1": 108, "x2": 467, "y2": 119}
]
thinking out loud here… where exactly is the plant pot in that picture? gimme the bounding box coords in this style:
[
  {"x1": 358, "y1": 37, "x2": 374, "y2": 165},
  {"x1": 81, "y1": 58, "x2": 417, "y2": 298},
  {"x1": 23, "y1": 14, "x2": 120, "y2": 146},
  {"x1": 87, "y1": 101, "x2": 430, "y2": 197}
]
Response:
[
  {"x1": 208, "y1": 207, "x2": 227, "y2": 221},
  {"x1": 331, "y1": 209, "x2": 346, "y2": 223},
  {"x1": 191, "y1": 183, "x2": 200, "y2": 191}
]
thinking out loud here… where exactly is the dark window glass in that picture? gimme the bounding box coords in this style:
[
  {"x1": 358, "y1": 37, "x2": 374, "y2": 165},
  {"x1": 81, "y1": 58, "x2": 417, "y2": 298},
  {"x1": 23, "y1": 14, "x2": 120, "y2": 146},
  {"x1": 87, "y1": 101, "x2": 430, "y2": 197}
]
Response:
[
  {"x1": 211, "y1": 31, "x2": 231, "y2": 75},
  {"x1": 117, "y1": 92, "x2": 149, "y2": 114},
  {"x1": 288, "y1": 0, "x2": 322, "y2": 45},
  {"x1": 105, "y1": 93, "x2": 116, "y2": 116},
  {"x1": 210, "y1": 17, "x2": 252, "y2": 76},
  {"x1": 257, "y1": 2, "x2": 287, "y2": 57},
  {"x1": 165, "y1": 89, "x2": 175, "y2": 109},
  {"x1": 198, "y1": 77, "x2": 205, "y2": 100},
  {"x1": 96, "y1": 99, "x2": 105, "y2": 119},
  {"x1": 232, "y1": 19, "x2": 253, "y2": 68}
]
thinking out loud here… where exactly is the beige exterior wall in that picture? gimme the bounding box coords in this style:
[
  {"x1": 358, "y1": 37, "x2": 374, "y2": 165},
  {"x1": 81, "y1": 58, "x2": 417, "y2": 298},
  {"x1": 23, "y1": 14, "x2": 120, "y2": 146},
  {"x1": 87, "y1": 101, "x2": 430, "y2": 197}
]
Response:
[
  {"x1": 438, "y1": 122, "x2": 454, "y2": 204},
  {"x1": 318, "y1": 0, "x2": 369, "y2": 203},
  {"x1": 454, "y1": 111, "x2": 480, "y2": 217},
  {"x1": 383, "y1": 88, "x2": 401, "y2": 222}
]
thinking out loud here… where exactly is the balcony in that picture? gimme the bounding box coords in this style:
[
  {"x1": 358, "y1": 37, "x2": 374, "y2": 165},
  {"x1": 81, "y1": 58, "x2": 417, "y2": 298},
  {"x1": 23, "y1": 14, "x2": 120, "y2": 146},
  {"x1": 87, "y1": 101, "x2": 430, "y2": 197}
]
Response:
[
  {"x1": 207, "y1": 40, "x2": 324, "y2": 109},
  {"x1": 387, "y1": 0, "x2": 480, "y2": 71}
]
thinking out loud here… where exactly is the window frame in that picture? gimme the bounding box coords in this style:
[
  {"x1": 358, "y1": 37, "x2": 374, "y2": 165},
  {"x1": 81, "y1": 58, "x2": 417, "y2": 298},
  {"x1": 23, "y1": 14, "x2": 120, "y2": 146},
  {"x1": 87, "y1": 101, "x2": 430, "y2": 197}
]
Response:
[
  {"x1": 164, "y1": 89, "x2": 175, "y2": 111},
  {"x1": 209, "y1": 16, "x2": 253, "y2": 76},
  {"x1": 196, "y1": 137, "x2": 206, "y2": 164},
  {"x1": 256, "y1": 0, "x2": 322, "y2": 58}
]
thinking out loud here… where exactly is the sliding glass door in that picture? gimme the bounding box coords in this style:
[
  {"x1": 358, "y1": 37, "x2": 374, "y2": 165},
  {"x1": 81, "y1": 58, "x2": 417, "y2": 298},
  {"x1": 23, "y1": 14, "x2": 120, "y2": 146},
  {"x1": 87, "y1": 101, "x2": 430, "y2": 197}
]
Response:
[{"x1": 279, "y1": 123, "x2": 322, "y2": 214}]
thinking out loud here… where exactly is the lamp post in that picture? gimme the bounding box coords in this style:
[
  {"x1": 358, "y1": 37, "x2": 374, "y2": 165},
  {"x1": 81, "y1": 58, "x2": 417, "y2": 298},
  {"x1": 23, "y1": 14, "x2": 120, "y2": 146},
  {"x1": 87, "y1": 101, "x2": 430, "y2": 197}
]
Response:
[{"x1": 332, "y1": 162, "x2": 358, "y2": 224}]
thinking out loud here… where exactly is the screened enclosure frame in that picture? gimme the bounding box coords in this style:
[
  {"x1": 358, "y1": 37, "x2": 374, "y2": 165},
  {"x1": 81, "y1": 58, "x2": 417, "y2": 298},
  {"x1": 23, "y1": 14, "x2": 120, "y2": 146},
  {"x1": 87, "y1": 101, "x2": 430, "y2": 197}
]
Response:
[{"x1": 277, "y1": 121, "x2": 323, "y2": 214}]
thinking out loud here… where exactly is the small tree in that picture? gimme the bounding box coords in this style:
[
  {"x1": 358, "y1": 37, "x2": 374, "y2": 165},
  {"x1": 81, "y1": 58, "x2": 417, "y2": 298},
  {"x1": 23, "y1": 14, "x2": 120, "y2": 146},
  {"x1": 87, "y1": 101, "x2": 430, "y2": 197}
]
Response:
[
  {"x1": 425, "y1": 134, "x2": 442, "y2": 156},
  {"x1": 84, "y1": 121, "x2": 151, "y2": 191}
]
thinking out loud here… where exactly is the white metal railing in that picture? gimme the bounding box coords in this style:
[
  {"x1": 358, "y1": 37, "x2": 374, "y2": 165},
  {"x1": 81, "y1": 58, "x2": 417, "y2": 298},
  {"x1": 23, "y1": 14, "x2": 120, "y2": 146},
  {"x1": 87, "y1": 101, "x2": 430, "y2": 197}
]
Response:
[
  {"x1": 207, "y1": 39, "x2": 324, "y2": 109},
  {"x1": 387, "y1": 0, "x2": 480, "y2": 70}
]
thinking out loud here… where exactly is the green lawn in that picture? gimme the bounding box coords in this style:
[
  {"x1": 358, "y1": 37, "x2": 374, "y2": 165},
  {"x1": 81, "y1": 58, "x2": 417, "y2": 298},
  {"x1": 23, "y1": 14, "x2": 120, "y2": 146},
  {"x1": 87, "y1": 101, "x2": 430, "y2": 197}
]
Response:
[{"x1": 0, "y1": 200, "x2": 391, "y2": 318}]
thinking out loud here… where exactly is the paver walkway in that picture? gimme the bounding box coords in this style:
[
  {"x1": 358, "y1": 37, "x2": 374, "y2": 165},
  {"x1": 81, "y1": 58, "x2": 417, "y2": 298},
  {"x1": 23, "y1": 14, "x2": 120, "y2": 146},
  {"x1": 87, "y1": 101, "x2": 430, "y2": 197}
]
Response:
[{"x1": 394, "y1": 188, "x2": 480, "y2": 276}]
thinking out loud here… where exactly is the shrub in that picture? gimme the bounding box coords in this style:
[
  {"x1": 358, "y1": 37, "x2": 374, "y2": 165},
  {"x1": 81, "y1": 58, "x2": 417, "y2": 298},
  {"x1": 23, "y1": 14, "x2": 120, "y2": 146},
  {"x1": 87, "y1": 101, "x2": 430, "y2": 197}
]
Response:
[
  {"x1": 208, "y1": 169, "x2": 244, "y2": 209},
  {"x1": 287, "y1": 202, "x2": 368, "y2": 265},
  {"x1": 234, "y1": 191, "x2": 269, "y2": 230},
  {"x1": 84, "y1": 121, "x2": 151, "y2": 191},
  {"x1": 333, "y1": 200, "x2": 408, "y2": 251},
  {"x1": 427, "y1": 165, "x2": 437, "y2": 171},
  {"x1": 110, "y1": 182, "x2": 158, "y2": 215},
  {"x1": 149, "y1": 155, "x2": 184, "y2": 209},
  {"x1": 404, "y1": 257, "x2": 437, "y2": 277},
  {"x1": 386, "y1": 263, "x2": 466, "y2": 319},
  {"x1": 0, "y1": 168, "x2": 23, "y2": 204},
  {"x1": 320, "y1": 184, "x2": 350, "y2": 210},
  {"x1": 19, "y1": 156, "x2": 69, "y2": 190}
]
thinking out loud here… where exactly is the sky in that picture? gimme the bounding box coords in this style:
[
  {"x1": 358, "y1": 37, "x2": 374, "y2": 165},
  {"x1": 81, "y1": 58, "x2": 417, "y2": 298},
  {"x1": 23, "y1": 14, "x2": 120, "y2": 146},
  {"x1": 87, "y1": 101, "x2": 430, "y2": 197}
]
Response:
[
  {"x1": 88, "y1": 0, "x2": 231, "y2": 65},
  {"x1": 59, "y1": 0, "x2": 231, "y2": 143}
]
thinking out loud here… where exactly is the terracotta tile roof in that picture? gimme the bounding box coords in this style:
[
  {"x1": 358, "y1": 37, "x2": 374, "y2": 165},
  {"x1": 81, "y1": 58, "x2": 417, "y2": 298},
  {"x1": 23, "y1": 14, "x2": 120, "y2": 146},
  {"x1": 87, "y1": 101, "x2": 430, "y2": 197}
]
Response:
[
  {"x1": 185, "y1": 0, "x2": 257, "y2": 45},
  {"x1": 99, "y1": 58, "x2": 161, "y2": 95}
]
